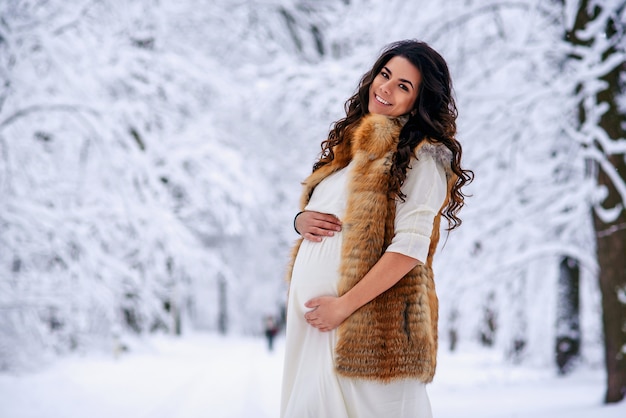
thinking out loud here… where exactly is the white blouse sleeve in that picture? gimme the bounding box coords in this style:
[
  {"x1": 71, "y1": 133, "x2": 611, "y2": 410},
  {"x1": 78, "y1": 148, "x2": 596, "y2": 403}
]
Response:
[{"x1": 385, "y1": 154, "x2": 448, "y2": 263}]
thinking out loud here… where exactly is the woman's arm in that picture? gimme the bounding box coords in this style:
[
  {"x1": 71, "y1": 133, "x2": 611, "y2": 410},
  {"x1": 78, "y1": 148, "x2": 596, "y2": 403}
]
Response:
[
  {"x1": 294, "y1": 210, "x2": 342, "y2": 242},
  {"x1": 304, "y1": 251, "x2": 420, "y2": 332},
  {"x1": 305, "y1": 154, "x2": 448, "y2": 332}
]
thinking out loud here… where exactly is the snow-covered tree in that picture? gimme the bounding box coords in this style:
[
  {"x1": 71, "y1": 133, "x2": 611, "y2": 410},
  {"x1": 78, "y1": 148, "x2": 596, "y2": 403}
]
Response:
[
  {"x1": 561, "y1": 0, "x2": 626, "y2": 403},
  {"x1": 0, "y1": 0, "x2": 291, "y2": 368}
]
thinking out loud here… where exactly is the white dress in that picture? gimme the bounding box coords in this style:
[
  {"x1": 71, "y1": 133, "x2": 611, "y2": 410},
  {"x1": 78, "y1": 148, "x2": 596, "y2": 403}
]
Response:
[{"x1": 281, "y1": 153, "x2": 448, "y2": 418}]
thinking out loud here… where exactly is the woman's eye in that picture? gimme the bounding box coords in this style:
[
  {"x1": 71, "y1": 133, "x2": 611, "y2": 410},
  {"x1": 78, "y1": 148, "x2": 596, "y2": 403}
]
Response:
[
  {"x1": 399, "y1": 84, "x2": 409, "y2": 91},
  {"x1": 380, "y1": 71, "x2": 389, "y2": 79}
]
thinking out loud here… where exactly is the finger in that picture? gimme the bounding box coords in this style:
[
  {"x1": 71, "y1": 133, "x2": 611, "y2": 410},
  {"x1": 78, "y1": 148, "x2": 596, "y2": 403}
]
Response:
[
  {"x1": 312, "y1": 219, "x2": 342, "y2": 232},
  {"x1": 303, "y1": 233, "x2": 323, "y2": 242},
  {"x1": 318, "y1": 324, "x2": 332, "y2": 332},
  {"x1": 302, "y1": 222, "x2": 336, "y2": 236},
  {"x1": 307, "y1": 217, "x2": 341, "y2": 232},
  {"x1": 304, "y1": 298, "x2": 319, "y2": 308},
  {"x1": 311, "y1": 226, "x2": 337, "y2": 237},
  {"x1": 312, "y1": 213, "x2": 342, "y2": 225}
]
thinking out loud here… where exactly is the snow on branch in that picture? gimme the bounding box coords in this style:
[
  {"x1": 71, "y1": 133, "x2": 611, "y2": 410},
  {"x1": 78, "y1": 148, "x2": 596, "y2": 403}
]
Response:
[
  {"x1": 0, "y1": 104, "x2": 99, "y2": 132},
  {"x1": 584, "y1": 146, "x2": 626, "y2": 221},
  {"x1": 574, "y1": 1, "x2": 619, "y2": 40},
  {"x1": 427, "y1": 0, "x2": 533, "y2": 43}
]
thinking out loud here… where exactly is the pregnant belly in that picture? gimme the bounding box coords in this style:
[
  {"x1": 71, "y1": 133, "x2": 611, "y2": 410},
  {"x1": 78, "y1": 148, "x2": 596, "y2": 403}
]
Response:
[{"x1": 290, "y1": 233, "x2": 343, "y2": 306}]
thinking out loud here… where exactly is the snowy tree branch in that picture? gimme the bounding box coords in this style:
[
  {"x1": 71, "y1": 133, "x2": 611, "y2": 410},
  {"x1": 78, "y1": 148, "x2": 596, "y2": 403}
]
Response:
[
  {"x1": 0, "y1": 104, "x2": 99, "y2": 131},
  {"x1": 428, "y1": 1, "x2": 532, "y2": 42}
]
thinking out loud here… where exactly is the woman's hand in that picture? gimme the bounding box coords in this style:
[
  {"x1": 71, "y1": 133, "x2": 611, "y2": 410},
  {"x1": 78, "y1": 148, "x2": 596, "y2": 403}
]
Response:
[
  {"x1": 295, "y1": 211, "x2": 342, "y2": 242},
  {"x1": 304, "y1": 296, "x2": 352, "y2": 332}
]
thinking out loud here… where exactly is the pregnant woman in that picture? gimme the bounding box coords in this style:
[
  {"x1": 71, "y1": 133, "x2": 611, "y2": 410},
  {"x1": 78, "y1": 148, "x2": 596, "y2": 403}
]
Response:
[{"x1": 281, "y1": 39, "x2": 473, "y2": 418}]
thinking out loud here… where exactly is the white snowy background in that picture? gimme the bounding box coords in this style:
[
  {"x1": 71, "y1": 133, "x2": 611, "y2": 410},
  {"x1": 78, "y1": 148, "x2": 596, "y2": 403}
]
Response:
[{"x1": 1, "y1": 0, "x2": 625, "y2": 417}]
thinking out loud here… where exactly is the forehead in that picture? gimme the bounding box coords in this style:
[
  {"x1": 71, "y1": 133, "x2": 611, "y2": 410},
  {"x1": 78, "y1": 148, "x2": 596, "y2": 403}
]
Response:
[{"x1": 383, "y1": 56, "x2": 421, "y2": 83}]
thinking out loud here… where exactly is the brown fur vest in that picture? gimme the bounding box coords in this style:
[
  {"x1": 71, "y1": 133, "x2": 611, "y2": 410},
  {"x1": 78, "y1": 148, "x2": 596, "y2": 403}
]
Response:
[{"x1": 286, "y1": 113, "x2": 454, "y2": 383}]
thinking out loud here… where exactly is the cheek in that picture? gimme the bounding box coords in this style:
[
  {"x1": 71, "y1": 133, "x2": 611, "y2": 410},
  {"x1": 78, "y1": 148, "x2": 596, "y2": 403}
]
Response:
[
  {"x1": 369, "y1": 82, "x2": 378, "y2": 98},
  {"x1": 406, "y1": 95, "x2": 418, "y2": 111},
  {"x1": 400, "y1": 97, "x2": 415, "y2": 113}
]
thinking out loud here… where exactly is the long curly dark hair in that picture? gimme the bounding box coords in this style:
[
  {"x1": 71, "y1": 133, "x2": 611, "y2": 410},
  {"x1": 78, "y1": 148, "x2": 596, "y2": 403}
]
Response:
[{"x1": 313, "y1": 40, "x2": 473, "y2": 230}]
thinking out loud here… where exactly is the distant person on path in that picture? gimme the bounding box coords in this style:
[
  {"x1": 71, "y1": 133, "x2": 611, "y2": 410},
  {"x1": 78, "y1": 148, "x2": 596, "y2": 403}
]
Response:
[
  {"x1": 264, "y1": 315, "x2": 278, "y2": 352},
  {"x1": 281, "y1": 40, "x2": 472, "y2": 418}
]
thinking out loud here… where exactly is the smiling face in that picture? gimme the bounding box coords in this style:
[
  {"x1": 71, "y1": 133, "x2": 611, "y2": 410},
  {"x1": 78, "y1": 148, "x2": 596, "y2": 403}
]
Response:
[{"x1": 368, "y1": 56, "x2": 421, "y2": 117}]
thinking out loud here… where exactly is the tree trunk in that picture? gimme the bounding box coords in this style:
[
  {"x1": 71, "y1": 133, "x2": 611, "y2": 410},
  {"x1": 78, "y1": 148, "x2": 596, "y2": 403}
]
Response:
[
  {"x1": 594, "y1": 206, "x2": 626, "y2": 403},
  {"x1": 593, "y1": 24, "x2": 626, "y2": 408},
  {"x1": 593, "y1": 128, "x2": 626, "y2": 403},
  {"x1": 556, "y1": 257, "x2": 580, "y2": 374},
  {"x1": 218, "y1": 275, "x2": 228, "y2": 334},
  {"x1": 567, "y1": 0, "x2": 626, "y2": 403}
]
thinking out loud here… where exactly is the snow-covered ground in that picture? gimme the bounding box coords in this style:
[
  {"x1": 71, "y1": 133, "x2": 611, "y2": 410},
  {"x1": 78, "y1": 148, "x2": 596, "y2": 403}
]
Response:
[{"x1": 0, "y1": 333, "x2": 624, "y2": 418}]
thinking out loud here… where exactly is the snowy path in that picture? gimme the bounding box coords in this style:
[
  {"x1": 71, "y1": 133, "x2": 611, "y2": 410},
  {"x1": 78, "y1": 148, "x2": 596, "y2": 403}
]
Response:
[{"x1": 0, "y1": 333, "x2": 624, "y2": 418}]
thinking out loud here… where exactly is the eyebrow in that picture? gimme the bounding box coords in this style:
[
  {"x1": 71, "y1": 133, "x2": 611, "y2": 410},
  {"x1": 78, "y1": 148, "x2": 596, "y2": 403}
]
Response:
[{"x1": 383, "y1": 66, "x2": 415, "y2": 90}]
